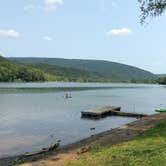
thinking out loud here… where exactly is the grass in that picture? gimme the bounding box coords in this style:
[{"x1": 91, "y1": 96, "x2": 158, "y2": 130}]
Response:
[{"x1": 66, "y1": 122, "x2": 166, "y2": 166}]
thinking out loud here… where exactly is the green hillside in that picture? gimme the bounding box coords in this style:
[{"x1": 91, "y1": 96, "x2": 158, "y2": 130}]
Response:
[
  {"x1": 10, "y1": 57, "x2": 156, "y2": 82},
  {"x1": 29, "y1": 63, "x2": 108, "y2": 82},
  {"x1": 0, "y1": 56, "x2": 110, "y2": 82},
  {"x1": 0, "y1": 56, "x2": 55, "y2": 82},
  {"x1": 155, "y1": 74, "x2": 166, "y2": 85}
]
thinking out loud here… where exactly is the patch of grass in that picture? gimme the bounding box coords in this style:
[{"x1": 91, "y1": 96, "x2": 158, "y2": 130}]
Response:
[
  {"x1": 67, "y1": 122, "x2": 166, "y2": 166},
  {"x1": 90, "y1": 144, "x2": 103, "y2": 154}
]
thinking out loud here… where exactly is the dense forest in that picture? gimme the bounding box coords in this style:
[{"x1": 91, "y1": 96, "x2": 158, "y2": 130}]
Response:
[
  {"x1": 29, "y1": 63, "x2": 109, "y2": 82},
  {"x1": 156, "y1": 77, "x2": 166, "y2": 85},
  {"x1": 1, "y1": 55, "x2": 165, "y2": 83},
  {"x1": 10, "y1": 57, "x2": 156, "y2": 82},
  {"x1": 0, "y1": 56, "x2": 110, "y2": 82},
  {"x1": 0, "y1": 56, "x2": 55, "y2": 82}
]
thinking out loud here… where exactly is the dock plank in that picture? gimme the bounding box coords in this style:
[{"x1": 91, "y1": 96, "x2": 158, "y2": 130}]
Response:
[
  {"x1": 82, "y1": 106, "x2": 120, "y2": 115},
  {"x1": 81, "y1": 106, "x2": 147, "y2": 119}
]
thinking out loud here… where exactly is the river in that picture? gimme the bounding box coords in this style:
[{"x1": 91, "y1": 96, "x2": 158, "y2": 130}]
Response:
[{"x1": 0, "y1": 82, "x2": 165, "y2": 158}]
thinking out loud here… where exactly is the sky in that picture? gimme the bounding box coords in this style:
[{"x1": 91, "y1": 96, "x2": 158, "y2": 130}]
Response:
[{"x1": 0, "y1": 0, "x2": 166, "y2": 74}]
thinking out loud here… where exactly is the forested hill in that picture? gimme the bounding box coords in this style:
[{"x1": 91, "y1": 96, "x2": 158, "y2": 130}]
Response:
[
  {"x1": 0, "y1": 56, "x2": 108, "y2": 82},
  {"x1": 0, "y1": 56, "x2": 55, "y2": 82},
  {"x1": 10, "y1": 57, "x2": 156, "y2": 82},
  {"x1": 28, "y1": 63, "x2": 107, "y2": 82}
]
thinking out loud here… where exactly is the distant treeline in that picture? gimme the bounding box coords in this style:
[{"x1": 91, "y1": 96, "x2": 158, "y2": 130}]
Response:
[
  {"x1": 0, "y1": 56, "x2": 55, "y2": 82},
  {"x1": 156, "y1": 77, "x2": 166, "y2": 85},
  {"x1": 29, "y1": 63, "x2": 111, "y2": 82},
  {"x1": 130, "y1": 77, "x2": 166, "y2": 85},
  {"x1": 0, "y1": 55, "x2": 165, "y2": 83},
  {"x1": 10, "y1": 57, "x2": 156, "y2": 82},
  {"x1": 0, "y1": 56, "x2": 110, "y2": 82}
]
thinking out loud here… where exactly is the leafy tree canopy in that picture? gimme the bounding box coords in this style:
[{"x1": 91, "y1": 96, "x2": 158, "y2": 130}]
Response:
[{"x1": 139, "y1": 0, "x2": 166, "y2": 23}]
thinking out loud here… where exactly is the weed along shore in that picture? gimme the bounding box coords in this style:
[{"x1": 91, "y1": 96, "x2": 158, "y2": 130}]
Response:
[{"x1": 0, "y1": 113, "x2": 166, "y2": 166}]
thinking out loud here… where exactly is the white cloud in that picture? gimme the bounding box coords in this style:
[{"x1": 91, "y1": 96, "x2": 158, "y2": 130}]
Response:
[
  {"x1": 43, "y1": 36, "x2": 53, "y2": 41},
  {"x1": 0, "y1": 29, "x2": 21, "y2": 38},
  {"x1": 43, "y1": 0, "x2": 64, "y2": 11},
  {"x1": 24, "y1": 4, "x2": 35, "y2": 11},
  {"x1": 106, "y1": 28, "x2": 132, "y2": 37}
]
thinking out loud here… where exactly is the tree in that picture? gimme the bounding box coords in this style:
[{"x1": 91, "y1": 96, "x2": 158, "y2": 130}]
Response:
[{"x1": 139, "y1": 0, "x2": 166, "y2": 23}]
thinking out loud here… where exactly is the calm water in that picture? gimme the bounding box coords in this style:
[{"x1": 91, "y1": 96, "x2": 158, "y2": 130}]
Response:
[{"x1": 0, "y1": 82, "x2": 166, "y2": 158}]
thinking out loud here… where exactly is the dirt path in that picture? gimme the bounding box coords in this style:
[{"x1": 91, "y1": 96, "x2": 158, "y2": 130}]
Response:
[{"x1": 1, "y1": 113, "x2": 166, "y2": 166}]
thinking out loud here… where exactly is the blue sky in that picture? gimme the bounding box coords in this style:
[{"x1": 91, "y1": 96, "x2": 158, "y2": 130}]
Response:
[{"x1": 0, "y1": 0, "x2": 166, "y2": 73}]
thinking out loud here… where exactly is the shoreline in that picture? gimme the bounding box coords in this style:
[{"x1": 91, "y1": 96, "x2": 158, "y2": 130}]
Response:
[{"x1": 0, "y1": 113, "x2": 166, "y2": 166}]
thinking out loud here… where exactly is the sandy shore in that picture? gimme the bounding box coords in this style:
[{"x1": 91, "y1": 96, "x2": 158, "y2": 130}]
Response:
[{"x1": 0, "y1": 113, "x2": 166, "y2": 166}]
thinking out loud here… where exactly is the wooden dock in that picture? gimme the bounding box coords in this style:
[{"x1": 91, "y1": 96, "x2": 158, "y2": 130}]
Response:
[{"x1": 81, "y1": 106, "x2": 147, "y2": 119}]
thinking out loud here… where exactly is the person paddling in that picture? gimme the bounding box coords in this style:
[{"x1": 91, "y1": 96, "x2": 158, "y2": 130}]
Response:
[
  {"x1": 65, "y1": 93, "x2": 69, "y2": 99},
  {"x1": 65, "y1": 93, "x2": 72, "y2": 99}
]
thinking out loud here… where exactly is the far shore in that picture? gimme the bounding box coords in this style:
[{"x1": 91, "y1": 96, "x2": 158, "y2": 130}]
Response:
[
  {"x1": 0, "y1": 113, "x2": 166, "y2": 166},
  {"x1": 0, "y1": 81, "x2": 160, "y2": 84}
]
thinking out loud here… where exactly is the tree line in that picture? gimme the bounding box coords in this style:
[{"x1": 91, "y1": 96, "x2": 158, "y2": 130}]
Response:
[{"x1": 0, "y1": 56, "x2": 53, "y2": 82}]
